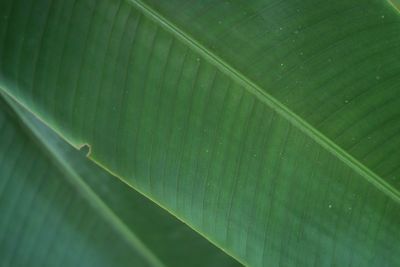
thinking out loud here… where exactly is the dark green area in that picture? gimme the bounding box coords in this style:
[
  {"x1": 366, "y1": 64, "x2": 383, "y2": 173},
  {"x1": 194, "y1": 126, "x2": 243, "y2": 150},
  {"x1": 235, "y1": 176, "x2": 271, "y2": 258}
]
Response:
[
  {"x1": 0, "y1": 0, "x2": 399, "y2": 266},
  {"x1": 0, "y1": 95, "x2": 241, "y2": 266}
]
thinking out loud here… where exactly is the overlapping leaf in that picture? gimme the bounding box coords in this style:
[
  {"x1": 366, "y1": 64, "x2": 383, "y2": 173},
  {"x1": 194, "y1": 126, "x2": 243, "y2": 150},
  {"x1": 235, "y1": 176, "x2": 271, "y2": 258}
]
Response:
[
  {"x1": 0, "y1": 95, "x2": 241, "y2": 267},
  {"x1": 1, "y1": 0, "x2": 399, "y2": 266}
]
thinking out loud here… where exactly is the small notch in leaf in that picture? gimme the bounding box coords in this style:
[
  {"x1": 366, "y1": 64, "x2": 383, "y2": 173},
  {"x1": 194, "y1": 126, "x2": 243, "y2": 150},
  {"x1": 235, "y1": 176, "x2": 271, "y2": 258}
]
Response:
[{"x1": 79, "y1": 143, "x2": 91, "y2": 157}]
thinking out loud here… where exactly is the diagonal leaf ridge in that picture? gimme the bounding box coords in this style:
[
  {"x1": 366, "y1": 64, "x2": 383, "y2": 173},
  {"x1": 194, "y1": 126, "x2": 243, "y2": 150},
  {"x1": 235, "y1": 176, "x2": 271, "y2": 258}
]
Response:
[{"x1": 126, "y1": 0, "x2": 400, "y2": 204}]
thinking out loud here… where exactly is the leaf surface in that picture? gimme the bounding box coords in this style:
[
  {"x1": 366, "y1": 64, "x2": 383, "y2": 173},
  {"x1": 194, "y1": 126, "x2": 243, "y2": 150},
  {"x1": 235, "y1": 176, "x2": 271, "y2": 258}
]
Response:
[
  {"x1": 0, "y1": 94, "x2": 241, "y2": 267},
  {"x1": 1, "y1": 0, "x2": 400, "y2": 266}
]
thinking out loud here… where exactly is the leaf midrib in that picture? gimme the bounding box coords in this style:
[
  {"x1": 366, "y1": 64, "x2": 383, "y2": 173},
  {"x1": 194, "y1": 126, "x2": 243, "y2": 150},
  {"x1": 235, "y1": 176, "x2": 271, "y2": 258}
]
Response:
[{"x1": 127, "y1": 0, "x2": 400, "y2": 204}]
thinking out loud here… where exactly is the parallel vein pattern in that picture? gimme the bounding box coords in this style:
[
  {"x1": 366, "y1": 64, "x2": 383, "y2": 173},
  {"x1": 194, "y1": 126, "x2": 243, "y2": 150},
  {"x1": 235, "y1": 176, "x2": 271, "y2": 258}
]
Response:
[
  {"x1": 139, "y1": 0, "x2": 400, "y2": 191},
  {"x1": 1, "y1": 0, "x2": 400, "y2": 266},
  {"x1": 0, "y1": 96, "x2": 242, "y2": 267},
  {"x1": 126, "y1": 0, "x2": 400, "y2": 204},
  {"x1": 0, "y1": 101, "x2": 157, "y2": 267}
]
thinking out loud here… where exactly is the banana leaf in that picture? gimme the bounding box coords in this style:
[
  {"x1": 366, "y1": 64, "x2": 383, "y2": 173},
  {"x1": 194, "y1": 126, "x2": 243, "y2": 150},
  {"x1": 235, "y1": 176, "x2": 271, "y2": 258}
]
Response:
[
  {"x1": 0, "y1": 0, "x2": 399, "y2": 266},
  {"x1": 0, "y1": 94, "x2": 241, "y2": 266}
]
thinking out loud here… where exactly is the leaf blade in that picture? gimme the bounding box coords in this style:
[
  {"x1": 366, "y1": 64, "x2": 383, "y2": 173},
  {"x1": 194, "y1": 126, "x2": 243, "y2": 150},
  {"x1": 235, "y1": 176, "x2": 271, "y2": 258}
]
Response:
[
  {"x1": 1, "y1": 0, "x2": 400, "y2": 266},
  {"x1": 0, "y1": 93, "x2": 242, "y2": 267}
]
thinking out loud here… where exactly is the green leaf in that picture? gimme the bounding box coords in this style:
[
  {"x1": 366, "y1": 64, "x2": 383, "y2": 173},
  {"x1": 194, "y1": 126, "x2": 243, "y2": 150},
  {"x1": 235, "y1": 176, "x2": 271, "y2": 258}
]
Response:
[
  {"x1": 0, "y1": 97, "x2": 161, "y2": 266},
  {"x1": 0, "y1": 94, "x2": 241, "y2": 267},
  {"x1": 1, "y1": 0, "x2": 400, "y2": 266}
]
